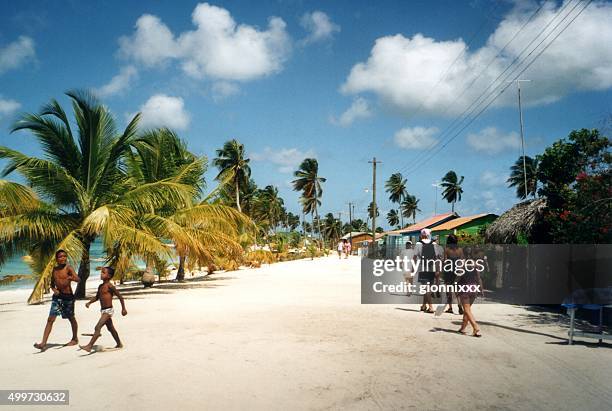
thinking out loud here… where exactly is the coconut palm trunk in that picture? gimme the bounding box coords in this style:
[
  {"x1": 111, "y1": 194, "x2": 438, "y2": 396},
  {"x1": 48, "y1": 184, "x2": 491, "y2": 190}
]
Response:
[
  {"x1": 75, "y1": 235, "x2": 94, "y2": 298},
  {"x1": 314, "y1": 203, "x2": 322, "y2": 243},
  {"x1": 235, "y1": 178, "x2": 241, "y2": 213},
  {"x1": 311, "y1": 213, "x2": 315, "y2": 238},
  {"x1": 176, "y1": 254, "x2": 186, "y2": 281}
]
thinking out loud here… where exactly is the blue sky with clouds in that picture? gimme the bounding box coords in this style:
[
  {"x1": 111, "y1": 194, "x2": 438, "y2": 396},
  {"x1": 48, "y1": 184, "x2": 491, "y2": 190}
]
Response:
[{"x1": 1, "y1": 0, "x2": 611, "y2": 227}]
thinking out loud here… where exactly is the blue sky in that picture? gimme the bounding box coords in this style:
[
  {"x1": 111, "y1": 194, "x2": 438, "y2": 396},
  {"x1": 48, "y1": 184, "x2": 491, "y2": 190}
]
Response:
[{"x1": 1, "y1": 0, "x2": 611, "y2": 228}]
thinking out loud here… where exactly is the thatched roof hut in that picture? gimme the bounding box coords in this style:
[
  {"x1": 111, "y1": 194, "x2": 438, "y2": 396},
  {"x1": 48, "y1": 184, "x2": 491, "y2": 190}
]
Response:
[{"x1": 485, "y1": 198, "x2": 549, "y2": 243}]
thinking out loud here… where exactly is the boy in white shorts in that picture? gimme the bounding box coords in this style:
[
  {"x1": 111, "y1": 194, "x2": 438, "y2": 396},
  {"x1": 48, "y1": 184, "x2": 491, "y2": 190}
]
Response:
[{"x1": 80, "y1": 267, "x2": 127, "y2": 351}]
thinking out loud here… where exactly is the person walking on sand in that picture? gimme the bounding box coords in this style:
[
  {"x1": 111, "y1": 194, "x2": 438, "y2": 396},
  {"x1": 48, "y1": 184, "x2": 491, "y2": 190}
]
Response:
[
  {"x1": 457, "y1": 247, "x2": 485, "y2": 337},
  {"x1": 34, "y1": 250, "x2": 80, "y2": 351},
  {"x1": 413, "y1": 229, "x2": 443, "y2": 313},
  {"x1": 443, "y1": 234, "x2": 464, "y2": 315},
  {"x1": 401, "y1": 241, "x2": 415, "y2": 294},
  {"x1": 80, "y1": 267, "x2": 127, "y2": 352},
  {"x1": 337, "y1": 239, "x2": 344, "y2": 259},
  {"x1": 344, "y1": 240, "x2": 352, "y2": 258}
]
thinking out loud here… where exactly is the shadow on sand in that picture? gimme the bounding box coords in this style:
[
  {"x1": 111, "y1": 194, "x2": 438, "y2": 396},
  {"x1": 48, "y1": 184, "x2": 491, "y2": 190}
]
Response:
[{"x1": 32, "y1": 343, "x2": 71, "y2": 354}]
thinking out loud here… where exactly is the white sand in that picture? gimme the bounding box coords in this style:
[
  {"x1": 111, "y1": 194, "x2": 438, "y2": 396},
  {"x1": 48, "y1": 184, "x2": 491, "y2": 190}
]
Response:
[{"x1": 1, "y1": 256, "x2": 611, "y2": 410}]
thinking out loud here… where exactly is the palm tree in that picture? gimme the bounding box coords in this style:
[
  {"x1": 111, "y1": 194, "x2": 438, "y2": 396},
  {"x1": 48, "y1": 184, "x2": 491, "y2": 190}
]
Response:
[
  {"x1": 320, "y1": 213, "x2": 341, "y2": 245},
  {"x1": 252, "y1": 185, "x2": 285, "y2": 234},
  {"x1": 292, "y1": 158, "x2": 325, "y2": 241},
  {"x1": 213, "y1": 139, "x2": 251, "y2": 213},
  {"x1": 507, "y1": 155, "x2": 539, "y2": 199},
  {"x1": 385, "y1": 172, "x2": 407, "y2": 227},
  {"x1": 125, "y1": 128, "x2": 209, "y2": 282},
  {"x1": 386, "y1": 209, "x2": 399, "y2": 228},
  {"x1": 401, "y1": 195, "x2": 421, "y2": 224},
  {"x1": 441, "y1": 170, "x2": 464, "y2": 212},
  {"x1": 367, "y1": 201, "x2": 379, "y2": 219},
  {"x1": 0, "y1": 90, "x2": 194, "y2": 301},
  {"x1": 286, "y1": 212, "x2": 300, "y2": 231}
]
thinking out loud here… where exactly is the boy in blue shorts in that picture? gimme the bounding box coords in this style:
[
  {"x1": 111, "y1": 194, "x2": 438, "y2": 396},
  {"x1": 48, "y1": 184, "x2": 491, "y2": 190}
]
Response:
[{"x1": 34, "y1": 250, "x2": 80, "y2": 351}]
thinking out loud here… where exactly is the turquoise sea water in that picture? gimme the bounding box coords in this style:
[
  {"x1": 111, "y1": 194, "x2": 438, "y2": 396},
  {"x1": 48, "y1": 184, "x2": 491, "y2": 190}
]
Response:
[{"x1": 0, "y1": 240, "x2": 108, "y2": 290}]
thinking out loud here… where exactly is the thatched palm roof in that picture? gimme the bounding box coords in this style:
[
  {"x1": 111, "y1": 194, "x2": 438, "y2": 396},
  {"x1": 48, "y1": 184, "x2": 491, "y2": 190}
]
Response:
[{"x1": 485, "y1": 198, "x2": 548, "y2": 243}]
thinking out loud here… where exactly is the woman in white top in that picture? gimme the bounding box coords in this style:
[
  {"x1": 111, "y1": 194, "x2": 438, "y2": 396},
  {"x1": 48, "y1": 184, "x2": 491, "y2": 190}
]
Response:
[{"x1": 337, "y1": 240, "x2": 345, "y2": 259}]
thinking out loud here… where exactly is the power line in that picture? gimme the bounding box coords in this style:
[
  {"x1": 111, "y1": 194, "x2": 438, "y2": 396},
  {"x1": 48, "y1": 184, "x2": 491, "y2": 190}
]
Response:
[
  {"x1": 384, "y1": 1, "x2": 505, "y2": 164},
  {"x1": 396, "y1": 0, "x2": 570, "y2": 174},
  {"x1": 400, "y1": 0, "x2": 593, "y2": 174},
  {"x1": 400, "y1": 0, "x2": 584, "y2": 174}
]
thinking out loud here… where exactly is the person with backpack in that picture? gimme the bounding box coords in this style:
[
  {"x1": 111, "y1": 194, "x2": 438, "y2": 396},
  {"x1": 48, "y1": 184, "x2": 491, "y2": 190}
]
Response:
[{"x1": 413, "y1": 229, "x2": 443, "y2": 313}]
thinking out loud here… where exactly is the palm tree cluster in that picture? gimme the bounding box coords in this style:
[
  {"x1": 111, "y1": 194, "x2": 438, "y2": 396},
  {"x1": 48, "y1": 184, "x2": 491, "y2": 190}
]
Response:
[
  {"x1": 212, "y1": 143, "x2": 304, "y2": 242},
  {"x1": 0, "y1": 91, "x2": 248, "y2": 302},
  {"x1": 384, "y1": 172, "x2": 421, "y2": 228}
]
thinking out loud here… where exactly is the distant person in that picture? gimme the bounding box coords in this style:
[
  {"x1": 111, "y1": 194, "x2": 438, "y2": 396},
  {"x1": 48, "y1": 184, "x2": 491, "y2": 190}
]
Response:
[
  {"x1": 457, "y1": 247, "x2": 485, "y2": 337},
  {"x1": 337, "y1": 240, "x2": 344, "y2": 259},
  {"x1": 34, "y1": 250, "x2": 80, "y2": 351},
  {"x1": 443, "y1": 234, "x2": 464, "y2": 314},
  {"x1": 401, "y1": 241, "x2": 415, "y2": 293},
  {"x1": 413, "y1": 229, "x2": 443, "y2": 313},
  {"x1": 344, "y1": 240, "x2": 352, "y2": 258},
  {"x1": 80, "y1": 267, "x2": 127, "y2": 352}
]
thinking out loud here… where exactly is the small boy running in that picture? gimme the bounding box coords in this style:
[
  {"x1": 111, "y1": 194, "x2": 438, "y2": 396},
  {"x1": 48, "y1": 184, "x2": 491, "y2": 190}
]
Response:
[{"x1": 79, "y1": 267, "x2": 127, "y2": 352}]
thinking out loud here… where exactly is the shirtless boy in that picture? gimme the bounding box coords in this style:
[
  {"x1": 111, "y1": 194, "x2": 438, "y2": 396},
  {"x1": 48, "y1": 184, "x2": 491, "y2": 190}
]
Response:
[
  {"x1": 34, "y1": 249, "x2": 80, "y2": 351},
  {"x1": 79, "y1": 267, "x2": 127, "y2": 352}
]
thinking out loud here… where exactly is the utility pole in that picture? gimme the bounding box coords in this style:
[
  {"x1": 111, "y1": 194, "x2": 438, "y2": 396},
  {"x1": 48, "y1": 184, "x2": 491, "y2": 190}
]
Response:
[
  {"x1": 347, "y1": 202, "x2": 353, "y2": 246},
  {"x1": 511, "y1": 79, "x2": 531, "y2": 199},
  {"x1": 368, "y1": 157, "x2": 382, "y2": 243}
]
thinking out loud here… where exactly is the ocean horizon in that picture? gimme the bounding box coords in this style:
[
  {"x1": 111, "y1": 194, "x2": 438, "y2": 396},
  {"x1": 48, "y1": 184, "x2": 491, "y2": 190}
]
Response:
[{"x1": 0, "y1": 240, "x2": 108, "y2": 290}]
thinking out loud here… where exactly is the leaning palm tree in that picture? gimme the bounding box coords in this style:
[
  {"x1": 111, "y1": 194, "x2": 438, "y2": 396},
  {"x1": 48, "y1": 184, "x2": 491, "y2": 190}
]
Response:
[
  {"x1": 0, "y1": 90, "x2": 194, "y2": 301},
  {"x1": 385, "y1": 172, "x2": 407, "y2": 227},
  {"x1": 213, "y1": 139, "x2": 251, "y2": 213},
  {"x1": 441, "y1": 170, "x2": 464, "y2": 212},
  {"x1": 401, "y1": 194, "x2": 421, "y2": 224},
  {"x1": 507, "y1": 155, "x2": 539, "y2": 199},
  {"x1": 292, "y1": 158, "x2": 325, "y2": 241},
  {"x1": 386, "y1": 209, "x2": 399, "y2": 228}
]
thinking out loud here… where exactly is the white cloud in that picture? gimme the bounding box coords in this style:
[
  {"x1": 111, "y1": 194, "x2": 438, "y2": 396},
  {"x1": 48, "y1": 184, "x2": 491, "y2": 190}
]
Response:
[
  {"x1": 0, "y1": 97, "x2": 21, "y2": 118},
  {"x1": 0, "y1": 36, "x2": 35, "y2": 74},
  {"x1": 211, "y1": 81, "x2": 240, "y2": 101},
  {"x1": 131, "y1": 94, "x2": 190, "y2": 130},
  {"x1": 251, "y1": 147, "x2": 316, "y2": 173},
  {"x1": 341, "y1": 1, "x2": 612, "y2": 116},
  {"x1": 118, "y1": 15, "x2": 179, "y2": 67},
  {"x1": 300, "y1": 11, "x2": 340, "y2": 44},
  {"x1": 393, "y1": 126, "x2": 438, "y2": 150},
  {"x1": 119, "y1": 3, "x2": 291, "y2": 82},
  {"x1": 467, "y1": 127, "x2": 520, "y2": 154},
  {"x1": 96, "y1": 65, "x2": 138, "y2": 98},
  {"x1": 480, "y1": 170, "x2": 508, "y2": 187},
  {"x1": 478, "y1": 190, "x2": 501, "y2": 213},
  {"x1": 331, "y1": 97, "x2": 372, "y2": 126}
]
